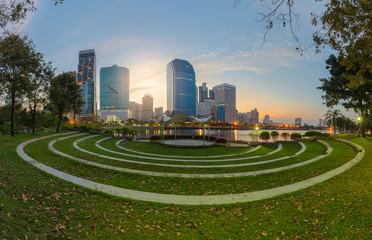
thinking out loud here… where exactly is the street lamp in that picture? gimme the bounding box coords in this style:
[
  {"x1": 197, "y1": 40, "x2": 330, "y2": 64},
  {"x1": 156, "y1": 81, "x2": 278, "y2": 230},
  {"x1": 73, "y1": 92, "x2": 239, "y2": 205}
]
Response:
[
  {"x1": 357, "y1": 116, "x2": 361, "y2": 137},
  {"x1": 255, "y1": 126, "x2": 259, "y2": 142}
]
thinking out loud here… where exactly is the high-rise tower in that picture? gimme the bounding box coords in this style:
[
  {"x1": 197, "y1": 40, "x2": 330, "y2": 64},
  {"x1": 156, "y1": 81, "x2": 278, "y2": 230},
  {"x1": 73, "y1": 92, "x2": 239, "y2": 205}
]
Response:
[
  {"x1": 99, "y1": 65, "x2": 130, "y2": 122},
  {"x1": 213, "y1": 83, "x2": 236, "y2": 123},
  {"x1": 77, "y1": 49, "x2": 97, "y2": 118},
  {"x1": 167, "y1": 59, "x2": 196, "y2": 116}
]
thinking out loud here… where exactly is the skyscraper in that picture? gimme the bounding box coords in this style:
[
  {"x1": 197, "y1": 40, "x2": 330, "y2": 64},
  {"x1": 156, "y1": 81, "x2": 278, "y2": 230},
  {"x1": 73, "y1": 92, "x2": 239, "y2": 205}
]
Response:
[
  {"x1": 77, "y1": 49, "x2": 96, "y2": 118},
  {"x1": 99, "y1": 65, "x2": 130, "y2": 122},
  {"x1": 167, "y1": 59, "x2": 196, "y2": 116},
  {"x1": 249, "y1": 108, "x2": 259, "y2": 124},
  {"x1": 198, "y1": 83, "x2": 208, "y2": 102},
  {"x1": 142, "y1": 93, "x2": 153, "y2": 121},
  {"x1": 295, "y1": 117, "x2": 302, "y2": 126},
  {"x1": 213, "y1": 83, "x2": 236, "y2": 123},
  {"x1": 263, "y1": 114, "x2": 270, "y2": 124},
  {"x1": 209, "y1": 89, "x2": 215, "y2": 99}
]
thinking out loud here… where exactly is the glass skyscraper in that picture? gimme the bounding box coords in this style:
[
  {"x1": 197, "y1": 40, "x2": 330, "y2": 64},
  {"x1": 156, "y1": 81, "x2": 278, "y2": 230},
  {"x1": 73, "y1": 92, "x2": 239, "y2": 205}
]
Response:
[
  {"x1": 213, "y1": 83, "x2": 236, "y2": 123},
  {"x1": 99, "y1": 65, "x2": 130, "y2": 122},
  {"x1": 77, "y1": 49, "x2": 96, "y2": 116},
  {"x1": 167, "y1": 58, "x2": 196, "y2": 116}
]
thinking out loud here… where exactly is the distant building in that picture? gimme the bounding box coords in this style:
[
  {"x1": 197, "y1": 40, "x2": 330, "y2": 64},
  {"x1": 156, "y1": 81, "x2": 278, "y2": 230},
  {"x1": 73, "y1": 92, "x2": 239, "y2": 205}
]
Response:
[
  {"x1": 129, "y1": 101, "x2": 143, "y2": 121},
  {"x1": 295, "y1": 117, "x2": 302, "y2": 126},
  {"x1": 319, "y1": 118, "x2": 325, "y2": 127},
  {"x1": 167, "y1": 58, "x2": 196, "y2": 116},
  {"x1": 77, "y1": 49, "x2": 96, "y2": 119},
  {"x1": 238, "y1": 112, "x2": 249, "y2": 124},
  {"x1": 249, "y1": 108, "x2": 259, "y2": 124},
  {"x1": 196, "y1": 98, "x2": 215, "y2": 117},
  {"x1": 198, "y1": 83, "x2": 208, "y2": 102},
  {"x1": 263, "y1": 115, "x2": 270, "y2": 124},
  {"x1": 154, "y1": 107, "x2": 164, "y2": 120},
  {"x1": 209, "y1": 89, "x2": 215, "y2": 99},
  {"x1": 213, "y1": 83, "x2": 236, "y2": 124},
  {"x1": 142, "y1": 93, "x2": 153, "y2": 121}
]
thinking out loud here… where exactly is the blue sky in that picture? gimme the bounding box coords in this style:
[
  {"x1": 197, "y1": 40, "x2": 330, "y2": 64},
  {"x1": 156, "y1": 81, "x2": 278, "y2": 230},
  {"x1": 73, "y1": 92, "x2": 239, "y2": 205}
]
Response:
[{"x1": 19, "y1": 0, "x2": 356, "y2": 124}]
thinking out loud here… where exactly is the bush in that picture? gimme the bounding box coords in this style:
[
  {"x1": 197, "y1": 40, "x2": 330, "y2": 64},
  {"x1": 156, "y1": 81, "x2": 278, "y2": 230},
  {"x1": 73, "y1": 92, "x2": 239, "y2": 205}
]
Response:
[
  {"x1": 214, "y1": 136, "x2": 228, "y2": 144},
  {"x1": 270, "y1": 131, "x2": 279, "y2": 142},
  {"x1": 281, "y1": 132, "x2": 289, "y2": 141},
  {"x1": 290, "y1": 133, "x2": 302, "y2": 140},
  {"x1": 322, "y1": 132, "x2": 331, "y2": 137},
  {"x1": 259, "y1": 131, "x2": 270, "y2": 142},
  {"x1": 304, "y1": 130, "x2": 322, "y2": 138}
]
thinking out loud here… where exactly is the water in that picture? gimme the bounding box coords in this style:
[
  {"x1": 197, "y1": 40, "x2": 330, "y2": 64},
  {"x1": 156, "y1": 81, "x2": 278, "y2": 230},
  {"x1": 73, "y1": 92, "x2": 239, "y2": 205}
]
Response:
[{"x1": 136, "y1": 129, "x2": 333, "y2": 141}]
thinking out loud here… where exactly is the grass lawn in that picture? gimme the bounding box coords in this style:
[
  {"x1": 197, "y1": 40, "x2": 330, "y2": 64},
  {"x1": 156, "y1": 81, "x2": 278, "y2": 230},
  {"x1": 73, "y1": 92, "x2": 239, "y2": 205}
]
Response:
[{"x1": 0, "y1": 132, "x2": 371, "y2": 239}]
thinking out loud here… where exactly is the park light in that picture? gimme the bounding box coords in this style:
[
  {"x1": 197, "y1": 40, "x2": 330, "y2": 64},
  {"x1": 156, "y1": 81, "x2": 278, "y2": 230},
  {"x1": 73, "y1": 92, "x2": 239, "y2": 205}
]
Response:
[
  {"x1": 255, "y1": 127, "x2": 259, "y2": 131},
  {"x1": 357, "y1": 116, "x2": 361, "y2": 121}
]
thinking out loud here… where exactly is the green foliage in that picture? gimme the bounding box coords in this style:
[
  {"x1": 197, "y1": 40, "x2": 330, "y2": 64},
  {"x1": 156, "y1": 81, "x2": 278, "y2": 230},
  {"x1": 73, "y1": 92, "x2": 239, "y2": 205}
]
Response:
[
  {"x1": 304, "y1": 131, "x2": 323, "y2": 138},
  {"x1": 281, "y1": 132, "x2": 289, "y2": 141},
  {"x1": 290, "y1": 133, "x2": 302, "y2": 141},
  {"x1": 258, "y1": 130, "x2": 270, "y2": 142},
  {"x1": 47, "y1": 72, "x2": 83, "y2": 132},
  {"x1": 270, "y1": 131, "x2": 279, "y2": 142}
]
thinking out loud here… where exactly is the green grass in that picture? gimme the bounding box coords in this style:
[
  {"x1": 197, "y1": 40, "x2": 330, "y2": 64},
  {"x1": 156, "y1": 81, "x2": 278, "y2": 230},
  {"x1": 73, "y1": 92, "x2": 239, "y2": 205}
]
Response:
[
  {"x1": 24, "y1": 134, "x2": 354, "y2": 196},
  {"x1": 1, "y1": 132, "x2": 371, "y2": 239}
]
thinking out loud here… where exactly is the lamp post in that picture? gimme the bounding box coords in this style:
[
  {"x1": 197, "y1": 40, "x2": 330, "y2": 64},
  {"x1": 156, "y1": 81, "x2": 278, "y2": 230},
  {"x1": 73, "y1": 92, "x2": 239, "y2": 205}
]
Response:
[
  {"x1": 255, "y1": 126, "x2": 259, "y2": 142},
  {"x1": 357, "y1": 116, "x2": 361, "y2": 137}
]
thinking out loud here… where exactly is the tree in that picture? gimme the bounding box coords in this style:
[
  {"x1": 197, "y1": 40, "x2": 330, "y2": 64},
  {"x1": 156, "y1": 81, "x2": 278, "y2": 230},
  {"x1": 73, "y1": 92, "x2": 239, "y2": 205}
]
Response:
[
  {"x1": 258, "y1": 130, "x2": 270, "y2": 142},
  {"x1": 0, "y1": 34, "x2": 41, "y2": 136},
  {"x1": 318, "y1": 54, "x2": 372, "y2": 137},
  {"x1": 270, "y1": 131, "x2": 279, "y2": 142},
  {"x1": 324, "y1": 109, "x2": 344, "y2": 135},
  {"x1": 47, "y1": 72, "x2": 83, "y2": 132},
  {"x1": 281, "y1": 132, "x2": 289, "y2": 141},
  {"x1": 25, "y1": 57, "x2": 54, "y2": 134}
]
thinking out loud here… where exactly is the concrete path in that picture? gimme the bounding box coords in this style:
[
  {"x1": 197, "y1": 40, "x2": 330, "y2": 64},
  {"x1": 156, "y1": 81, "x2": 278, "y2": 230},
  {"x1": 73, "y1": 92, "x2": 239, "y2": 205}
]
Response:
[
  {"x1": 52, "y1": 134, "x2": 322, "y2": 178},
  {"x1": 74, "y1": 136, "x2": 308, "y2": 168},
  {"x1": 17, "y1": 133, "x2": 365, "y2": 205},
  {"x1": 96, "y1": 137, "x2": 283, "y2": 162},
  {"x1": 116, "y1": 139, "x2": 261, "y2": 159}
]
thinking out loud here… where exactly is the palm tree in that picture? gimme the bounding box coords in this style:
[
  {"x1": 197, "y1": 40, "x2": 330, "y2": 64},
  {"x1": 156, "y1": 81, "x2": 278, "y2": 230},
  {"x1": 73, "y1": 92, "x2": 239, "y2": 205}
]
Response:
[{"x1": 325, "y1": 109, "x2": 344, "y2": 134}]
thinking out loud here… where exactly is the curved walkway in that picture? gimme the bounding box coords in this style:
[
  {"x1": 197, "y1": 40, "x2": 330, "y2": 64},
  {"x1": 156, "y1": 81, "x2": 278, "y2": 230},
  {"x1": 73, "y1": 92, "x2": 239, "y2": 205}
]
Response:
[
  {"x1": 116, "y1": 139, "x2": 261, "y2": 159},
  {"x1": 52, "y1": 134, "x2": 323, "y2": 178},
  {"x1": 96, "y1": 137, "x2": 284, "y2": 162},
  {"x1": 17, "y1": 133, "x2": 365, "y2": 205},
  {"x1": 73, "y1": 135, "x2": 297, "y2": 168}
]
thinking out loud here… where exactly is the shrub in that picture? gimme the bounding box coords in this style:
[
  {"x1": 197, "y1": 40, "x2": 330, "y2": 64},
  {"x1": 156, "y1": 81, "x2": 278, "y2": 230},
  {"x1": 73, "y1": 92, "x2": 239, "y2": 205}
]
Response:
[
  {"x1": 290, "y1": 133, "x2": 302, "y2": 141},
  {"x1": 322, "y1": 132, "x2": 331, "y2": 138},
  {"x1": 270, "y1": 131, "x2": 279, "y2": 142},
  {"x1": 214, "y1": 136, "x2": 228, "y2": 144},
  {"x1": 304, "y1": 130, "x2": 322, "y2": 138},
  {"x1": 281, "y1": 132, "x2": 289, "y2": 141},
  {"x1": 259, "y1": 131, "x2": 270, "y2": 142}
]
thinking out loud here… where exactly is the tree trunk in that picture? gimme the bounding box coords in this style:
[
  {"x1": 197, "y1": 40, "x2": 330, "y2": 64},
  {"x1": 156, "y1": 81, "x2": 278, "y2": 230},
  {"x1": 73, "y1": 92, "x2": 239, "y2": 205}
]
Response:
[
  {"x1": 56, "y1": 112, "x2": 62, "y2": 132},
  {"x1": 31, "y1": 106, "x2": 36, "y2": 134},
  {"x1": 10, "y1": 91, "x2": 15, "y2": 137}
]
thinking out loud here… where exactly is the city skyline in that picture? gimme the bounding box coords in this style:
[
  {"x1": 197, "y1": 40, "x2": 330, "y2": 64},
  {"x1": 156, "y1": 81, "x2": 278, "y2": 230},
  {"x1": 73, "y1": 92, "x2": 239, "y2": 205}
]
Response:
[{"x1": 19, "y1": 0, "x2": 357, "y2": 124}]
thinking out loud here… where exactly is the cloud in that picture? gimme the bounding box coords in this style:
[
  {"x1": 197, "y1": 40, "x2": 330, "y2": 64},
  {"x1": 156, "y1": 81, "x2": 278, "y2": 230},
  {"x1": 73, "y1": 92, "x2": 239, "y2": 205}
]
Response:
[{"x1": 191, "y1": 41, "x2": 320, "y2": 77}]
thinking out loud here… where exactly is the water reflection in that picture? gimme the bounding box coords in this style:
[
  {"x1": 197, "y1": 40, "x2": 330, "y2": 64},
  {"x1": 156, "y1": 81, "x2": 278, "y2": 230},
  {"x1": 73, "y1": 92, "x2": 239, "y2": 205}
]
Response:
[{"x1": 136, "y1": 129, "x2": 331, "y2": 141}]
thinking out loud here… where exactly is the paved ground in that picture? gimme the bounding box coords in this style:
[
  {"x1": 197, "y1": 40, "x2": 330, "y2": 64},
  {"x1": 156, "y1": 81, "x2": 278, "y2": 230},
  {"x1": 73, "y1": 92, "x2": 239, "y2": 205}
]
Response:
[
  {"x1": 17, "y1": 133, "x2": 365, "y2": 205},
  {"x1": 161, "y1": 139, "x2": 214, "y2": 147}
]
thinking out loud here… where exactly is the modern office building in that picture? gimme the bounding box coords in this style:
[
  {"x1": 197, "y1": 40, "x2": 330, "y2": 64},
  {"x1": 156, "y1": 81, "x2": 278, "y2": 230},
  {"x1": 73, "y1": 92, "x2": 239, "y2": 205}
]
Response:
[
  {"x1": 154, "y1": 107, "x2": 164, "y2": 119},
  {"x1": 196, "y1": 98, "x2": 215, "y2": 117},
  {"x1": 295, "y1": 117, "x2": 302, "y2": 126},
  {"x1": 213, "y1": 83, "x2": 236, "y2": 124},
  {"x1": 209, "y1": 89, "x2": 215, "y2": 99},
  {"x1": 249, "y1": 108, "x2": 259, "y2": 124},
  {"x1": 263, "y1": 114, "x2": 270, "y2": 124},
  {"x1": 99, "y1": 65, "x2": 130, "y2": 122},
  {"x1": 198, "y1": 83, "x2": 208, "y2": 102},
  {"x1": 167, "y1": 58, "x2": 196, "y2": 116},
  {"x1": 77, "y1": 49, "x2": 97, "y2": 119},
  {"x1": 142, "y1": 93, "x2": 153, "y2": 121},
  {"x1": 238, "y1": 112, "x2": 249, "y2": 124},
  {"x1": 129, "y1": 101, "x2": 143, "y2": 120}
]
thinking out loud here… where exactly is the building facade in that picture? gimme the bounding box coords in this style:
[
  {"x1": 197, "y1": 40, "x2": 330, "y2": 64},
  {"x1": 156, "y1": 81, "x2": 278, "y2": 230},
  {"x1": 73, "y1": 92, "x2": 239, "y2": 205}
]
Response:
[
  {"x1": 213, "y1": 83, "x2": 236, "y2": 124},
  {"x1": 129, "y1": 101, "x2": 143, "y2": 121},
  {"x1": 198, "y1": 83, "x2": 208, "y2": 102},
  {"x1": 167, "y1": 59, "x2": 196, "y2": 116},
  {"x1": 142, "y1": 93, "x2": 153, "y2": 121},
  {"x1": 263, "y1": 114, "x2": 270, "y2": 124},
  {"x1": 295, "y1": 117, "x2": 302, "y2": 126},
  {"x1": 77, "y1": 49, "x2": 97, "y2": 118},
  {"x1": 249, "y1": 108, "x2": 259, "y2": 124},
  {"x1": 99, "y1": 65, "x2": 130, "y2": 122}
]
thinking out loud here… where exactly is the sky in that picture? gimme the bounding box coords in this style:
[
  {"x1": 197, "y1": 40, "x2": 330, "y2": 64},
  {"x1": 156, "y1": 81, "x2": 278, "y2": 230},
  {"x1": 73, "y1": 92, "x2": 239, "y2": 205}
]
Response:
[{"x1": 18, "y1": 0, "x2": 356, "y2": 125}]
